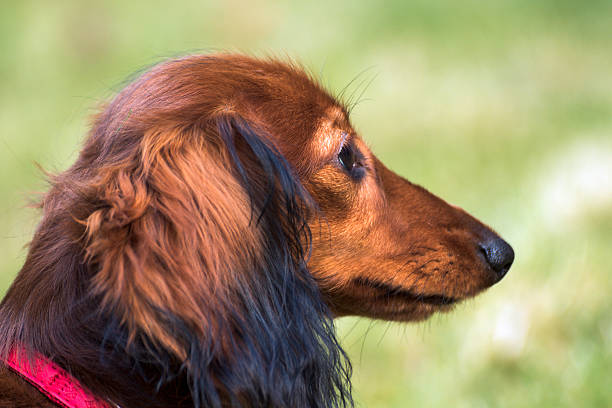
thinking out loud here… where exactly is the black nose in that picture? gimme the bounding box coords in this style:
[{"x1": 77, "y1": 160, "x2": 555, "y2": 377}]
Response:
[{"x1": 479, "y1": 238, "x2": 514, "y2": 280}]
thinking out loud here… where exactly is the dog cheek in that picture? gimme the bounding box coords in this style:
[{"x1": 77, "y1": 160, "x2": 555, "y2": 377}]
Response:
[{"x1": 307, "y1": 169, "x2": 355, "y2": 218}]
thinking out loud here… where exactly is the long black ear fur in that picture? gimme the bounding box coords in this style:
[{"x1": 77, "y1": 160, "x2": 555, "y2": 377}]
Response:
[{"x1": 175, "y1": 115, "x2": 353, "y2": 408}]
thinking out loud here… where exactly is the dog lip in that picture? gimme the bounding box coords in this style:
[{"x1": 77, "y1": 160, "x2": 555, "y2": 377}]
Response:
[{"x1": 351, "y1": 277, "x2": 458, "y2": 306}]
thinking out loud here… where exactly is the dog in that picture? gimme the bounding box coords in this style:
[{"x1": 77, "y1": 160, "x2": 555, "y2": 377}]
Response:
[{"x1": 0, "y1": 54, "x2": 514, "y2": 408}]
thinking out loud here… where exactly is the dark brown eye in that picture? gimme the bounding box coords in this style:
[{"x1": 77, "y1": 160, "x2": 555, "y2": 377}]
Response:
[
  {"x1": 338, "y1": 144, "x2": 366, "y2": 180},
  {"x1": 338, "y1": 145, "x2": 356, "y2": 172}
]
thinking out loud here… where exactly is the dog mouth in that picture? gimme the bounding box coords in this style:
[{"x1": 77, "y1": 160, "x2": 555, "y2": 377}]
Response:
[{"x1": 351, "y1": 277, "x2": 458, "y2": 306}]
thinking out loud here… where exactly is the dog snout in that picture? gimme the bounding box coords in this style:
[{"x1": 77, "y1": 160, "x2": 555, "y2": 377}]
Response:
[{"x1": 479, "y1": 237, "x2": 514, "y2": 281}]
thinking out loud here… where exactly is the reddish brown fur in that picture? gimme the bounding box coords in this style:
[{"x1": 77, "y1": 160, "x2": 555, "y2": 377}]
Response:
[{"x1": 0, "y1": 54, "x2": 512, "y2": 407}]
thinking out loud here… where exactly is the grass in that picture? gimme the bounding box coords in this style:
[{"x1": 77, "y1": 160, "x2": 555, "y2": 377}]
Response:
[{"x1": 1, "y1": 1, "x2": 611, "y2": 406}]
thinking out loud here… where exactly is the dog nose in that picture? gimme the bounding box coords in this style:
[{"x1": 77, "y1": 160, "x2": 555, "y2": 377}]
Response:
[{"x1": 479, "y1": 237, "x2": 514, "y2": 280}]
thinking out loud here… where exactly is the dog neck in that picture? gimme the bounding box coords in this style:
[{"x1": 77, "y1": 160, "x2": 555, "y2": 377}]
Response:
[{"x1": 4, "y1": 347, "x2": 113, "y2": 408}]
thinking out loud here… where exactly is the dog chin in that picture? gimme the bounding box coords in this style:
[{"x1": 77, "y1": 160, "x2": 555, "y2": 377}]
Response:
[
  {"x1": 363, "y1": 297, "x2": 460, "y2": 322},
  {"x1": 329, "y1": 277, "x2": 461, "y2": 321},
  {"x1": 329, "y1": 289, "x2": 462, "y2": 322},
  {"x1": 391, "y1": 302, "x2": 458, "y2": 322}
]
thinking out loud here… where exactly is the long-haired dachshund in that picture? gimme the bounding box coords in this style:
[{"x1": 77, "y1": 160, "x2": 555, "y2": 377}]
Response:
[{"x1": 0, "y1": 54, "x2": 513, "y2": 408}]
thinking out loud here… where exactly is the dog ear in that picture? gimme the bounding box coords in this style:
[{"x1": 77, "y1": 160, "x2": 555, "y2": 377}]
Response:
[
  {"x1": 82, "y1": 114, "x2": 352, "y2": 407},
  {"x1": 83, "y1": 121, "x2": 256, "y2": 357}
]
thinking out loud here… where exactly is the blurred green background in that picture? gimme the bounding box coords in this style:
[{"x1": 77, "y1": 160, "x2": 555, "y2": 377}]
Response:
[{"x1": 1, "y1": 1, "x2": 611, "y2": 407}]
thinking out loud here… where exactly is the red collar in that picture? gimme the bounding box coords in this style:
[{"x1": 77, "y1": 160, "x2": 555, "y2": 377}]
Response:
[{"x1": 5, "y1": 348, "x2": 112, "y2": 408}]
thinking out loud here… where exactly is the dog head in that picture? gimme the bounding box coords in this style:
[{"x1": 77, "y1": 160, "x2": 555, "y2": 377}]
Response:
[{"x1": 110, "y1": 54, "x2": 512, "y2": 322}]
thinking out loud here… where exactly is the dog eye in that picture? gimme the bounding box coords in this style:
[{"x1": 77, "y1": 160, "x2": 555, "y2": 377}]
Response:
[
  {"x1": 338, "y1": 144, "x2": 366, "y2": 180},
  {"x1": 338, "y1": 145, "x2": 356, "y2": 171}
]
